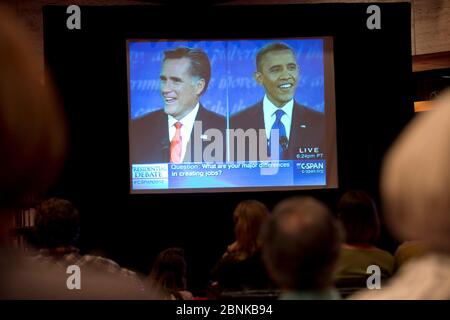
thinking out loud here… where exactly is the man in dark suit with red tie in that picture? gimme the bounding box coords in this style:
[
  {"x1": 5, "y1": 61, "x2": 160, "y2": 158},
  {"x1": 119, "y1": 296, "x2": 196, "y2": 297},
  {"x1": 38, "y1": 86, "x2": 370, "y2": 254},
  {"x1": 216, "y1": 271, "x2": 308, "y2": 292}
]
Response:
[
  {"x1": 230, "y1": 42, "x2": 325, "y2": 161},
  {"x1": 130, "y1": 47, "x2": 226, "y2": 164}
]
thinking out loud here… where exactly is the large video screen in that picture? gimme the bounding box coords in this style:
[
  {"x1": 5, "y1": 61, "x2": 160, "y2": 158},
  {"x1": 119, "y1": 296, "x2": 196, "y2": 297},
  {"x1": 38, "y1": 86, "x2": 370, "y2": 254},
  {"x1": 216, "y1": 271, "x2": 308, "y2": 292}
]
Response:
[{"x1": 128, "y1": 38, "x2": 338, "y2": 193}]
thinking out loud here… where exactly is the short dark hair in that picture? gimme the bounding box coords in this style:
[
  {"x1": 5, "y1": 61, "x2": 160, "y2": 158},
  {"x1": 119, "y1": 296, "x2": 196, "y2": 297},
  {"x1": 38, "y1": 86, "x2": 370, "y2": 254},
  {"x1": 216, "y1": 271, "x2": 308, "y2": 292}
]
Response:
[
  {"x1": 163, "y1": 47, "x2": 211, "y2": 95},
  {"x1": 262, "y1": 197, "x2": 342, "y2": 290},
  {"x1": 34, "y1": 198, "x2": 80, "y2": 248},
  {"x1": 256, "y1": 42, "x2": 295, "y2": 72},
  {"x1": 337, "y1": 190, "x2": 380, "y2": 244}
]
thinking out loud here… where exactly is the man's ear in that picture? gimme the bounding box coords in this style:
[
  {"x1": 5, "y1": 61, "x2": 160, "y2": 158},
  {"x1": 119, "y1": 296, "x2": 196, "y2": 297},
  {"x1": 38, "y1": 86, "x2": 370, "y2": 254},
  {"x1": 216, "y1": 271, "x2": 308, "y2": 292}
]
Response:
[
  {"x1": 195, "y1": 78, "x2": 206, "y2": 95},
  {"x1": 254, "y1": 71, "x2": 263, "y2": 85}
]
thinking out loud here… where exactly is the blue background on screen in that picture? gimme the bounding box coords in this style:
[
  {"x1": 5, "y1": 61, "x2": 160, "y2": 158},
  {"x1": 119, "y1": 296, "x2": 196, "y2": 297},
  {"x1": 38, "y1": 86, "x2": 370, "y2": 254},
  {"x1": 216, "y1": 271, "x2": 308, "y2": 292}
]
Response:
[{"x1": 128, "y1": 39, "x2": 324, "y2": 120}]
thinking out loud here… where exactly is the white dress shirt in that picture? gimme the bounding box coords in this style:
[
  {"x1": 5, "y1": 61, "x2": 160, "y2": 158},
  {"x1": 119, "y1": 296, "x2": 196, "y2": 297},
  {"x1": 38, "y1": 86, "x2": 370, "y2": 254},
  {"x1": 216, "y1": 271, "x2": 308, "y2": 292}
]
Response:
[
  {"x1": 168, "y1": 103, "x2": 200, "y2": 162},
  {"x1": 263, "y1": 95, "x2": 294, "y2": 140}
]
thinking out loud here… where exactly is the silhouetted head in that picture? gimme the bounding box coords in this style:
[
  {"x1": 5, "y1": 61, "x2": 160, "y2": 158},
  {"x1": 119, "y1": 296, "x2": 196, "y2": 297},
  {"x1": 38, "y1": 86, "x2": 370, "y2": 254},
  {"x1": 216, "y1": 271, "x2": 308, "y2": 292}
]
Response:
[
  {"x1": 148, "y1": 247, "x2": 187, "y2": 294},
  {"x1": 233, "y1": 200, "x2": 270, "y2": 258},
  {"x1": 337, "y1": 190, "x2": 380, "y2": 245},
  {"x1": 34, "y1": 198, "x2": 80, "y2": 248},
  {"x1": 262, "y1": 196, "x2": 342, "y2": 290}
]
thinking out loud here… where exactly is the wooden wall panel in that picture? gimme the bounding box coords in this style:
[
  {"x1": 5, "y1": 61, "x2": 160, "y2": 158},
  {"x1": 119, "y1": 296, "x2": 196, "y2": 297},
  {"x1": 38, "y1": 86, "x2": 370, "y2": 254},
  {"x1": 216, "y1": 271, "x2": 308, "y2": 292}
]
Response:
[
  {"x1": 412, "y1": 0, "x2": 450, "y2": 55},
  {"x1": 4, "y1": 0, "x2": 449, "y2": 73}
]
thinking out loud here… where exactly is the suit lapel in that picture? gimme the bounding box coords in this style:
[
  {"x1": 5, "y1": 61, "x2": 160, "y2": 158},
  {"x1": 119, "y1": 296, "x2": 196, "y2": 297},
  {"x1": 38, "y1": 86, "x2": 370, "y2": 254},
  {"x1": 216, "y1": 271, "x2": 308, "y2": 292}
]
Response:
[
  {"x1": 255, "y1": 101, "x2": 265, "y2": 130},
  {"x1": 189, "y1": 104, "x2": 204, "y2": 144},
  {"x1": 157, "y1": 110, "x2": 170, "y2": 163},
  {"x1": 184, "y1": 104, "x2": 205, "y2": 162},
  {"x1": 288, "y1": 102, "x2": 302, "y2": 156}
]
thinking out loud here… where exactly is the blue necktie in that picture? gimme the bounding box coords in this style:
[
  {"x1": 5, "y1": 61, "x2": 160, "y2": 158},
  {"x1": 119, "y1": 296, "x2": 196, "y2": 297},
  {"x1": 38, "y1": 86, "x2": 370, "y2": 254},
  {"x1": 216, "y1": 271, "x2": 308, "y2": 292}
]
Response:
[{"x1": 269, "y1": 109, "x2": 287, "y2": 160}]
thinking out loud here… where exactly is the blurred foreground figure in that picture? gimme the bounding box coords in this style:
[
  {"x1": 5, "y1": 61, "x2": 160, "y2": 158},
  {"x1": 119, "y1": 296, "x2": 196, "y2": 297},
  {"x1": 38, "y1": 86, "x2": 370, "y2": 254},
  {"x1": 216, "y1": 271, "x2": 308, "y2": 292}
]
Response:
[
  {"x1": 262, "y1": 197, "x2": 342, "y2": 300},
  {"x1": 353, "y1": 90, "x2": 450, "y2": 299},
  {"x1": 0, "y1": 6, "x2": 154, "y2": 299},
  {"x1": 0, "y1": 3, "x2": 67, "y2": 298},
  {"x1": 394, "y1": 240, "x2": 429, "y2": 271},
  {"x1": 0, "y1": 5, "x2": 66, "y2": 210}
]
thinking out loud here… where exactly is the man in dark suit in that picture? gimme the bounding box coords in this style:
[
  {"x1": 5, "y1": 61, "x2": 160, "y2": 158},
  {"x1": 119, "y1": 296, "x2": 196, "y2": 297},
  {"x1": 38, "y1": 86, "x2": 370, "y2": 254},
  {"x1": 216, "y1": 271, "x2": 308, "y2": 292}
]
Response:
[
  {"x1": 230, "y1": 42, "x2": 325, "y2": 161},
  {"x1": 130, "y1": 47, "x2": 226, "y2": 164}
]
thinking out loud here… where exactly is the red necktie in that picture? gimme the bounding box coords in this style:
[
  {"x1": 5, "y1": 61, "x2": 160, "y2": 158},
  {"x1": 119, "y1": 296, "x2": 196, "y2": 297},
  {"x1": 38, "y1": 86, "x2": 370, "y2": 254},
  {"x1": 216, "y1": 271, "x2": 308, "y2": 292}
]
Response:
[{"x1": 170, "y1": 122, "x2": 182, "y2": 163}]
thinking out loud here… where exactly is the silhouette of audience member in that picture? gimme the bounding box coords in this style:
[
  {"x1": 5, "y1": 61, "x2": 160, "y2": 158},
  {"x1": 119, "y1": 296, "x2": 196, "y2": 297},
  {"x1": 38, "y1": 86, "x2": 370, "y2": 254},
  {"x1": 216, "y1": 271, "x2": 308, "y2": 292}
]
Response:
[
  {"x1": 147, "y1": 247, "x2": 193, "y2": 300},
  {"x1": 4, "y1": 197, "x2": 147, "y2": 299},
  {"x1": 353, "y1": 90, "x2": 450, "y2": 299},
  {"x1": 262, "y1": 196, "x2": 342, "y2": 300},
  {"x1": 210, "y1": 200, "x2": 272, "y2": 295},
  {"x1": 33, "y1": 198, "x2": 141, "y2": 282},
  {"x1": 335, "y1": 191, "x2": 394, "y2": 289},
  {"x1": 32, "y1": 198, "x2": 81, "y2": 267}
]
